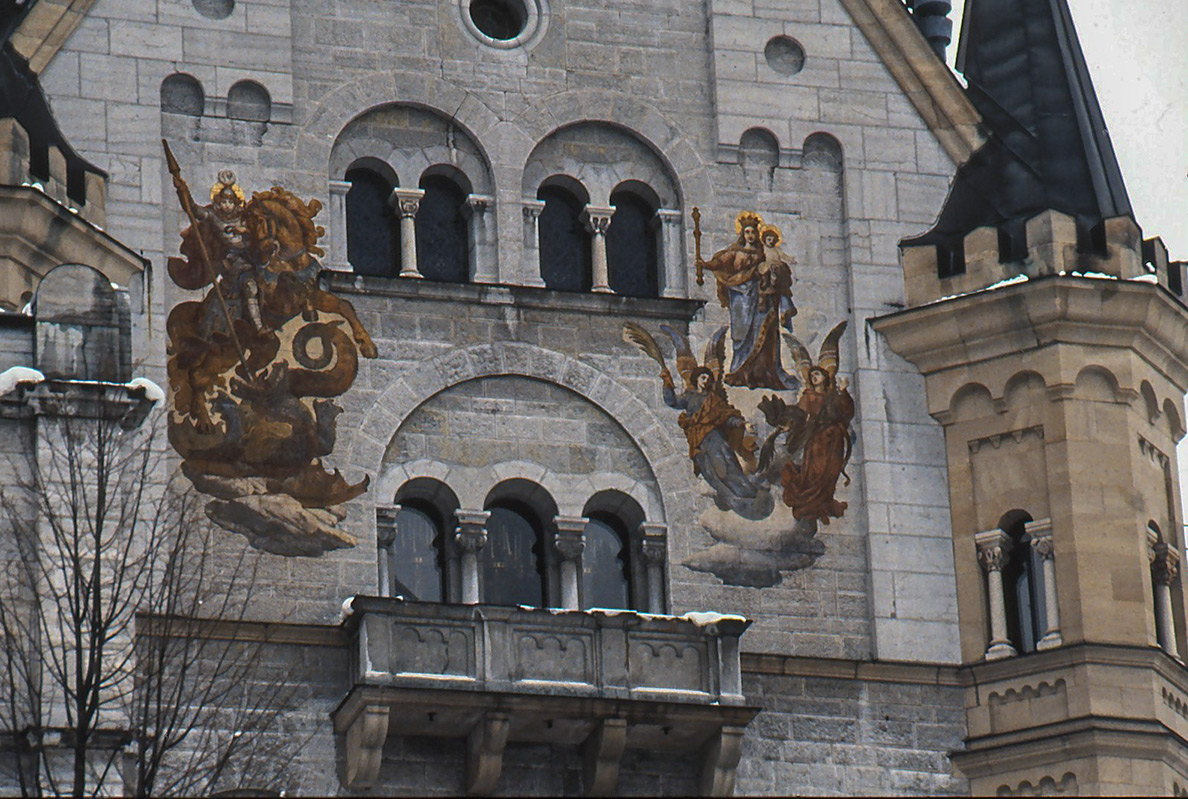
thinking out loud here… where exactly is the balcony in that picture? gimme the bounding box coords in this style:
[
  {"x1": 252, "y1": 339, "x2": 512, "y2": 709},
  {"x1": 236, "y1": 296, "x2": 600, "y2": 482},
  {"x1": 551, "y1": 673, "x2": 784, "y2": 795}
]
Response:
[{"x1": 332, "y1": 597, "x2": 758, "y2": 796}]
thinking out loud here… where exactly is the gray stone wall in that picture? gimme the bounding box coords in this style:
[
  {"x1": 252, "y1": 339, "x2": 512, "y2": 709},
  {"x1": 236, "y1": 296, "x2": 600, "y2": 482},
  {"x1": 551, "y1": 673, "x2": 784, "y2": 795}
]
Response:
[{"x1": 738, "y1": 672, "x2": 968, "y2": 795}]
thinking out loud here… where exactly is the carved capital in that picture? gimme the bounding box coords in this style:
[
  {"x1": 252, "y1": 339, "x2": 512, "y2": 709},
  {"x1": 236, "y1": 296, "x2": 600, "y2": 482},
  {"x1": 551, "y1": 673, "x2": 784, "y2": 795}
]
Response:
[
  {"x1": 639, "y1": 522, "x2": 669, "y2": 566},
  {"x1": 464, "y1": 193, "x2": 494, "y2": 217},
  {"x1": 1152, "y1": 543, "x2": 1181, "y2": 586},
  {"x1": 521, "y1": 198, "x2": 546, "y2": 221},
  {"x1": 974, "y1": 529, "x2": 1012, "y2": 573},
  {"x1": 583, "y1": 204, "x2": 615, "y2": 236},
  {"x1": 554, "y1": 516, "x2": 588, "y2": 562},
  {"x1": 389, "y1": 187, "x2": 425, "y2": 218},
  {"x1": 454, "y1": 509, "x2": 490, "y2": 554},
  {"x1": 654, "y1": 207, "x2": 682, "y2": 225},
  {"x1": 1025, "y1": 518, "x2": 1054, "y2": 560},
  {"x1": 376, "y1": 505, "x2": 402, "y2": 548}
]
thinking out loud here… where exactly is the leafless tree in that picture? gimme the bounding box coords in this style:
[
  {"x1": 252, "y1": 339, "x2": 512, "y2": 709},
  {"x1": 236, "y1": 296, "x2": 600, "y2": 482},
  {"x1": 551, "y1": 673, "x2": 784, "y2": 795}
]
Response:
[{"x1": 0, "y1": 389, "x2": 300, "y2": 797}]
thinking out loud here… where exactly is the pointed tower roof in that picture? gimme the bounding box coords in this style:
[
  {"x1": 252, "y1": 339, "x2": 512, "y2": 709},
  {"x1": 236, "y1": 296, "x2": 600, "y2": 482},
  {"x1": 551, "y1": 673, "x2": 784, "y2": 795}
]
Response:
[{"x1": 906, "y1": 0, "x2": 1132, "y2": 254}]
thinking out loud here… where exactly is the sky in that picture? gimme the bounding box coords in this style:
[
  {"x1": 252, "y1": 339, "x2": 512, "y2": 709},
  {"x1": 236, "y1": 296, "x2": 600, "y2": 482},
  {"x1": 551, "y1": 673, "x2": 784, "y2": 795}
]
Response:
[{"x1": 947, "y1": 0, "x2": 1188, "y2": 259}]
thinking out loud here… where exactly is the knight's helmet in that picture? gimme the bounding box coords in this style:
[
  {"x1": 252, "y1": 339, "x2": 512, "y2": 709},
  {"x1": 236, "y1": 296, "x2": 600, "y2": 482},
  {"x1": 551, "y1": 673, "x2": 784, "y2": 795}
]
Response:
[
  {"x1": 875, "y1": 0, "x2": 1188, "y2": 793},
  {"x1": 210, "y1": 170, "x2": 245, "y2": 205}
]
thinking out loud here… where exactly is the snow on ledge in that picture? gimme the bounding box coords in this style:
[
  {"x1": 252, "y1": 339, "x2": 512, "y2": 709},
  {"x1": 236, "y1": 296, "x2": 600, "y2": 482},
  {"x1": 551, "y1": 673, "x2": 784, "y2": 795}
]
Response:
[
  {"x1": 0, "y1": 367, "x2": 45, "y2": 395},
  {"x1": 126, "y1": 377, "x2": 165, "y2": 402}
]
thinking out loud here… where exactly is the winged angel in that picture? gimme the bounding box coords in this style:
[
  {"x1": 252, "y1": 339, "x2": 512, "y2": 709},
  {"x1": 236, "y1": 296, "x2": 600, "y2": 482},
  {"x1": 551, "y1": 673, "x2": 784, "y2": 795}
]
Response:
[
  {"x1": 623, "y1": 322, "x2": 774, "y2": 520},
  {"x1": 757, "y1": 321, "x2": 855, "y2": 523}
]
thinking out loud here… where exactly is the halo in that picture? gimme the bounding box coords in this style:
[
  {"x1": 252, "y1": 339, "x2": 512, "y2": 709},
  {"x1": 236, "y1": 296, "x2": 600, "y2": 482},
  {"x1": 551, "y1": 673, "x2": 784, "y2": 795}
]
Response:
[
  {"x1": 209, "y1": 181, "x2": 246, "y2": 203},
  {"x1": 759, "y1": 223, "x2": 782, "y2": 245},
  {"x1": 734, "y1": 211, "x2": 763, "y2": 235}
]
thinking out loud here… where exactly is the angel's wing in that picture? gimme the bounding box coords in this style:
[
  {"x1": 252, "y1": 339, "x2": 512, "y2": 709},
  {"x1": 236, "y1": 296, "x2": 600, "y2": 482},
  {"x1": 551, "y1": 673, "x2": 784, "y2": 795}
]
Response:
[
  {"x1": 703, "y1": 326, "x2": 728, "y2": 383},
  {"x1": 659, "y1": 324, "x2": 698, "y2": 386},
  {"x1": 781, "y1": 329, "x2": 813, "y2": 385},
  {"x1": 817, "y1": 321, "x2": 848, "y2": 378},
  {"x1": 622, "y1": 322, "x2": 666, "y2": 370}
]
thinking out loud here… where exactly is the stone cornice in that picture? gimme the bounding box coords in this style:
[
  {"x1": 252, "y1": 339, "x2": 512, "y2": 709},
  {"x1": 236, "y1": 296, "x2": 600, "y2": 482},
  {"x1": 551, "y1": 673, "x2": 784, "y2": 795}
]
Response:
[
  {"x1": 741, "y1": 652, "x2": 966, "y2": 687},
  {"x1": 871, "y1": 275, "x2": 1188, "y2": 407},
  {"x1": 835, "y1": 0, "x2": 984, "y2": 165},
  {"x1": 9, "y1": 0, "x2": 100, "y2": 75}
]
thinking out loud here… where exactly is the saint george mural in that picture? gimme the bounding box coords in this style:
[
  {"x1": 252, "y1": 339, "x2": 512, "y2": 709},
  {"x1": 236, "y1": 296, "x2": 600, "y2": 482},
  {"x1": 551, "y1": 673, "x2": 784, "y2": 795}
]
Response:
[
  {"x1": 625, "y1": 211, "x2": 855, "y2": 588},
  {"x1": 162, "y1": 142, "x2": 376, "y2": 556}
]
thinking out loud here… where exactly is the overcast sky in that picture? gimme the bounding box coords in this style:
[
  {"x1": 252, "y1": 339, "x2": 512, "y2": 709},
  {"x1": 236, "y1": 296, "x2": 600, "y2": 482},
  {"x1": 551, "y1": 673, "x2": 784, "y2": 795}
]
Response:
[{"x1": 947, "y1": 0, "x2": 1188, "y2": 259}]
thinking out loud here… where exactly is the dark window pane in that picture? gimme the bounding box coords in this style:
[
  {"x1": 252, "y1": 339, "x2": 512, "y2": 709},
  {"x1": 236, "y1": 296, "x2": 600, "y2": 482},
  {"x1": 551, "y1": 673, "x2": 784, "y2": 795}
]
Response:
[
  {"x1": 606, "y1": 192, "x2": 658, "y2": 298},
  {"x1": 483, "y1": 505, "x2": 544, "y2": 607},
  {"x1": 416, "y1": 175, "x2": 469, "y2": 283},
  {"x1": 582, "y1": 517, "x2": 631, "y2": 610},
  {"x1": 389, "y1": 506, "x2": 444, "y2": 602},
  {"x1": 346, "y1": 168, "x2": 399, "y2": 277},
  {"x1": 538, "y1": 185, "x2": 591, "y2": 292}
]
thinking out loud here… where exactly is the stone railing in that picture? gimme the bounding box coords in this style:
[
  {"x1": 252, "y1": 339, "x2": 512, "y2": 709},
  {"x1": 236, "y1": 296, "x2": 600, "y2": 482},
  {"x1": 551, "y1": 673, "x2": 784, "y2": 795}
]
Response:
[{"x1": 333, "y1": 597, "x2": 757, "y2": 796}]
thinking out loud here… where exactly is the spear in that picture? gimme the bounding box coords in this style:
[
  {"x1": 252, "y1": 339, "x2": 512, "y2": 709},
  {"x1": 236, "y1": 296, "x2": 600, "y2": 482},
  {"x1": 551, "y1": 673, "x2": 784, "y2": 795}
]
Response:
[
  {"x1": 692, "y1": 206, "x2": 704, "y2": 286},
  {"x1": 161, "y1": 139, "x2": 257, "y2": 384}
]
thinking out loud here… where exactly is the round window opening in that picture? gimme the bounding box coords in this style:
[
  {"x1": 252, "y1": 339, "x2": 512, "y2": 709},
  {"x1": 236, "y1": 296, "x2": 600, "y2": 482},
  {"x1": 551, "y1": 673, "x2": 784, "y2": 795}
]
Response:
[
  {"x1": 764, "y1": 35, "x2": 805, "y2": 76},
  {"x1": 469, "y1": 0, "x2": 528, "y2": 41}
]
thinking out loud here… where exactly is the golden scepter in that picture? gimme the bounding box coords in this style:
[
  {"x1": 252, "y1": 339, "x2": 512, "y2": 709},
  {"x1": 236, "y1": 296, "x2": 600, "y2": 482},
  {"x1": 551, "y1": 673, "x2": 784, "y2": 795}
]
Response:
[
  {"x1": 692, "y1": 206, "x2": 704, "y2": 286},
  {"x1": 161, "y1": 138, "x2": 257, "y2": 384}
]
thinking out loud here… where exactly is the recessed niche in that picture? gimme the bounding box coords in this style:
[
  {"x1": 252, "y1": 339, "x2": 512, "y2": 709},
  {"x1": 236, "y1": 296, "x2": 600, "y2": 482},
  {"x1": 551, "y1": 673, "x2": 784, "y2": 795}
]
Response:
[
  {"x1": 470, "y1": 0, "x2": 528, "y2": 41},
  {"x1": 764, "y1": 36, "x2": 806, "y2": 76}
]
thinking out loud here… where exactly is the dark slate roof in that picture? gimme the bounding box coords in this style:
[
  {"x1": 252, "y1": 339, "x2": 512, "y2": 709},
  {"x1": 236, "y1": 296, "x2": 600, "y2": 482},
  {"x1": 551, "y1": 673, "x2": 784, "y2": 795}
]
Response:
[
  {"x1": 0, "y1": 0, "x2": 103, "y2": 188},
  {"x1": 905, "y1": 0, "x2": 1132, "y2": 254}
]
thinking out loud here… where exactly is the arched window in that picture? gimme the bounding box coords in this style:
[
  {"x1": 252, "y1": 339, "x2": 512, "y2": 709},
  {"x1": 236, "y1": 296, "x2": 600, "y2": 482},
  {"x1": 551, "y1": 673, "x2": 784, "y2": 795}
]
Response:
[
  {"x1": 582, "y1": 514, "x2": 632, "y2": 610},
  {"x1": 483, "y1": 503, "x2": 546, "y2": 607},
  {"x1": 1001, "y1": 514, "x2": 1044, "y2": 654},
  {"x1": 160, "y1": 73, "x2": 204, "y2": 116},
  {"x1": 227, "y1": 80, "x2": 271, "y2": 122},
  {"x1": 345, "y1": 166, "x2": 399, "y2": 277},
  {"x1": 416, "y1": 173, "x2": 469, "y2": 283},
  {"x1": 537, "y1": 181, "x2": 591, "y2": 292},
  {"x1": 380, "y1": 503, "x2": 445, "y2": 602},
  {"x1": 606, "y1": 185, "x2": 659, "y2": 298}
]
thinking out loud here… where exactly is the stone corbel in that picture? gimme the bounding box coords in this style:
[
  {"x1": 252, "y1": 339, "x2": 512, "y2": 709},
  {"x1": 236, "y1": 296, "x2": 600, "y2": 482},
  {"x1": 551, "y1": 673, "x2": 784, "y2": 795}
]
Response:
[
  {"x1": 466, "y1": 712, "x2": 510, "y2": 796},
  {"x1": 342, "y1": 703, "x2": 390, "y2": 789},
  {"x1": 582, "y1": 717, "x2": 627, "y2": 796},
  {"x1": 699, "y1": 725, "x2": 745, "y2": 796}
]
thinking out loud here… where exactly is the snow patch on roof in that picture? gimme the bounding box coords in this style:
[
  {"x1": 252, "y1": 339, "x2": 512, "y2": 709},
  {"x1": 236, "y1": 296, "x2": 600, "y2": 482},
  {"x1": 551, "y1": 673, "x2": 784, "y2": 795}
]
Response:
[{"x1": 127, "y1": 377, "x2": 165, "y2": 402}]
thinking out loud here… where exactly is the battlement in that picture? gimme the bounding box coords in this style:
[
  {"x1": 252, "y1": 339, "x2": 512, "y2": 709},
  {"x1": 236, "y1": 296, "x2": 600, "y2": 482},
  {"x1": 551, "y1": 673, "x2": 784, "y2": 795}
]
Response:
[
  {"x1": 901, "y1": 210, "x2": 1146, "y2": 307},
  {"x1": 0, "y1": 117, "x2": 105, "y2": 227}
]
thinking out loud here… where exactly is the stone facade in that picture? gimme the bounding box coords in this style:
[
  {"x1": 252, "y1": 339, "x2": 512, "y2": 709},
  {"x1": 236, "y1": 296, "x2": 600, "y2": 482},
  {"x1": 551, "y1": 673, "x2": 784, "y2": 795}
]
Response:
[{"x1": 2, "y1": 0, "x2": 1186, "y2": 795}]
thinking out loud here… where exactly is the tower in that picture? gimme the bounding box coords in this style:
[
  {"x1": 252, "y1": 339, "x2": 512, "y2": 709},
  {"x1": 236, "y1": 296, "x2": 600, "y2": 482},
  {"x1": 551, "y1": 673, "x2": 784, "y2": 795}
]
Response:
[{"x1": 875, "y1": 0, "x2": 1188, "y2": 793}]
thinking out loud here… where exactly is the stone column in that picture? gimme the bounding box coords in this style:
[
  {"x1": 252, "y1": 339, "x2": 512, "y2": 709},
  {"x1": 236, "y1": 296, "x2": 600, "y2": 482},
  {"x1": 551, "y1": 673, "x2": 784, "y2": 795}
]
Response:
[
  {"x1": 327, "y1": 179, "x2": 352, "y2": 271},
  {"x1": 554, "y1": 516, "x2": 588, "y2": 611},
  {"x1": 454, "y1": 509, "x2": 490, "y2": 605},
  {"x1": 655, "y1": 208, "x2": 685, "y2": 298},
  {"x1": 465, "y1": 193, "x2": 496, "y2": 283},
  {"x1": 390, "y1": 187, "x2": 425, "y2": 278},
  {"x1": 1150, "y1": 538, "x2": 1182, "y2": 659},
  {"x1": 639, "y1": 522, "x2": 668, "y2": 614},
  {"x1": 975, "y1": 529, "x2": 1017, "y2": 660},
  {"x1": 521, "y1": 198, "x2": 547, "y2": 287},
  {"x1": 1027, "y1": 518, "x2": 1063, "y2": 650},
  {"x1": 375, "y1": 505, "x2": 400, "y2": 598},
  {"x1": 583, "y1": 204, "x2": 615, "y2": 293}
]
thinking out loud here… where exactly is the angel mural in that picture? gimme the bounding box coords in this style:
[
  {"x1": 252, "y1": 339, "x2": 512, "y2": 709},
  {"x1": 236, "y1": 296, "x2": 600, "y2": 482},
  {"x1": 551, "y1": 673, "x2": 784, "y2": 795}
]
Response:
[
  {"x1": 694, "y1": 210, "x2": 798, "y2": 392},
  {"x1": 162, "y1": 140, "x2": 377, "y2": 556},
  {"x1": 758, "y1": 322, "x2": 855, "y2": 524},
  {"x1": 624, "y1": 322, "x2": 774, "y2": 520}
]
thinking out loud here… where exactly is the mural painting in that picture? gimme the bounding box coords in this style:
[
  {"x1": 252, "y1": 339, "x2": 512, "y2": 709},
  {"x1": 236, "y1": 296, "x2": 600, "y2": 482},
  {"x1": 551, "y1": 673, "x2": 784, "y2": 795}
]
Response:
[
  {"x1": 624, "y1": 210, "x2": 855, "y2": 587},
  {"x1": 162, "y1": 141, "x2": 377, "y2": 556}
]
